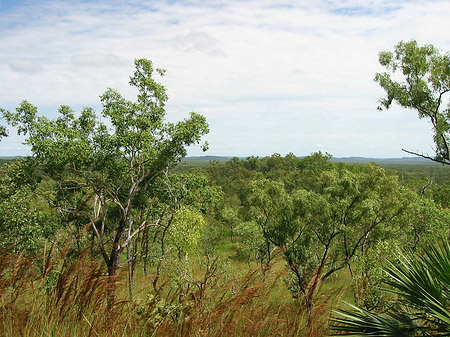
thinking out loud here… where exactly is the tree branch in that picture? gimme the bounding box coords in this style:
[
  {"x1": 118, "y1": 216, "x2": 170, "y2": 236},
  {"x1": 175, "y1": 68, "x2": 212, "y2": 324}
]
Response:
[
  {"x1": 402, "y1": 148, "x2": 449, "y2": 165},
  {"x1": 119, "y1": 219, "x2": 160, "y2": 250}
]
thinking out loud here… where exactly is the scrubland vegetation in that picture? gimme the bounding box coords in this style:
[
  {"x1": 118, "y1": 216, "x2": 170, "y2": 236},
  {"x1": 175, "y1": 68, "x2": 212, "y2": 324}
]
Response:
[{"x1": 0, "y1": 40, "x2": 449, "y2": 336}]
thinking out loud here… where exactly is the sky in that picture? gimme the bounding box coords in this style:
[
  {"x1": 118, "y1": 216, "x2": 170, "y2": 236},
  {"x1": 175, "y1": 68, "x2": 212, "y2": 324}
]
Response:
[{"x1": 0, "y1": 0, "x2": 449, "y2": 158}]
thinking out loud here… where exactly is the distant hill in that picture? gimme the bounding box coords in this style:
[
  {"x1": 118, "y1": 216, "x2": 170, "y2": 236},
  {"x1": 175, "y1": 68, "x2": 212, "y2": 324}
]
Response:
[
  {"x1": 182, "y1": 156, "x2": 233, "y2": 163},
  {"x1": 0, "y1": 156, "x2": 21, "y2": 165},
  {"x1": 330, "y1": 156, "x2": 433, "y2": 165},
  {"x1": 180, "y1": 155, "x2": 438, "y2": 166},
  {"x1": 0, "y1": 155, "x2": 443, "y2": 167}
]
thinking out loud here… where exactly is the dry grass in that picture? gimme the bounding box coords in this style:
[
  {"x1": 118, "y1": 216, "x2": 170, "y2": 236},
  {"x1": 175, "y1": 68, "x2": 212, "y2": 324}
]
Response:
[{"x1": 0, "y1": 249, "x2": 343, "y2": 337}]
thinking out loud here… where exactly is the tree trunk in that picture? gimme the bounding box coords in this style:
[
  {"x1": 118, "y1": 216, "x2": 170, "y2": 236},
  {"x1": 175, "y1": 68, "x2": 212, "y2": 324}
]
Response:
[
  {"x1": 142, "y1": 228, "x2": 148, "y2": 276},
  {"x1": 106, "y1": 247, "x2": 121, "y2": 310},
  {"x1": 127, "y1": 244, "x2": 133, "y2": 301},
  {"x1": 305, "y1": 277, "x2": 318, "y2": 331}
]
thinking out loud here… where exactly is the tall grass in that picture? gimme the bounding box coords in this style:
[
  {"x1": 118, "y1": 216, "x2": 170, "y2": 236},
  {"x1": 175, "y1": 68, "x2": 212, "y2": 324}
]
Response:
[{"x1": 0, "y1": 248, "x2": 343, "y2": 336}]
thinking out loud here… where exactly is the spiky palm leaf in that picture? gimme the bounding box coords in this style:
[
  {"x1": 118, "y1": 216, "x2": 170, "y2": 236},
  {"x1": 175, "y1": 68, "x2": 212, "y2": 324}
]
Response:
[
  {"x1": 332, "y1": 303, "x2": 418, "y2": 336},
  {"x1": 330, "y1": 240, "x2": 450, "y2": 336}
]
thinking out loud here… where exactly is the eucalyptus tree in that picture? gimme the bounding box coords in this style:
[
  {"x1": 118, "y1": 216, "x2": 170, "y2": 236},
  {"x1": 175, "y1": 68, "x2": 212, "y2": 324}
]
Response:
[
  {"x1": 246, "y1": 163, "x2": 409, "y2": 321},
  {"x1": 220, "y1": 207, "x2": 240, "y2": 242},
  {"x1": 1, "y1": 59, "x2": 209, "y2": 302},
  {"x1": 375, "y1": 40, "x2": 450, "y2": 165}
]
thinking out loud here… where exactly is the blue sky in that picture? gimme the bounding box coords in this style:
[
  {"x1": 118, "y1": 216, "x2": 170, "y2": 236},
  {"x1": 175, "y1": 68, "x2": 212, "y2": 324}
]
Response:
[{"x1": 1, "y1": 0, "x2": 449, "y2": 158}]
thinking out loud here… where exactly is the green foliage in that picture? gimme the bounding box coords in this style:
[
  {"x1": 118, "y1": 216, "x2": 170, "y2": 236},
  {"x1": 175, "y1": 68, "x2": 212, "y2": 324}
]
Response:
[
  {"x1": 245, "y1": 161, "x2": 411, "y2": 305},
  {"x1": 0, "y1": 158, "x2": 55, "y2": 254},
  {"x1": 375, "y1": 40, "x2": 450, "y2": 165},
  {"x1": 134, "y1": 292, "x2": 188, "y2": 331},
  {"x1": 401, "y1": 196, "x2": 450, "y2": 247},
  {"x1": 431, "y1": 180, "x2": 450, "y2": 208},
  {"x1": 234, "y1": 220, "x2": 268, "y2": 263},
  {"x1": 2, "y1": 41, "x2": 450, "y2": 336},
  {"x1": 351, "y1": 241, "x2": 401, "y2": 311},
  {"x1": 167, "y1": 207, "x2": 206, "y2": 254},
  {"x1": 1, "y1": 59, "x2": 210, "y2": 278},
  {"x1": 332, "y1": 240, "x2": 450, "y2": 336},
  {"x1": 154, "y1": 171, "x2": 223, "y2": 214},
  {"x1": 0, "y1": 125, "x2": 6, "y2": 139},
  {"x1": 219, "y1": 206, "x2": 240, "y2": 243}
]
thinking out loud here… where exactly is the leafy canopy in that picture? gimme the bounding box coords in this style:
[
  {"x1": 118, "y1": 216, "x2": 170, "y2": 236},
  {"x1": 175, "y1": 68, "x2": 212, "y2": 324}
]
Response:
[
  {"x1": 0, "y1": 59, "x2": 210, "y2": 277},
  {"x1": 375, "y1": 40, "x2": 450, "y2": 165},
  {"x1": 245, "y1": 161, "x2": 409, "y2": 302}
]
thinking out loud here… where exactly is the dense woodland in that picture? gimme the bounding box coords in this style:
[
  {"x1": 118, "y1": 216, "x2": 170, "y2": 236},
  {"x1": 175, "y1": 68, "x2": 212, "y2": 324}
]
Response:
[{"x1": 0, "y1": 40, "x2": 450, "y2": 336}]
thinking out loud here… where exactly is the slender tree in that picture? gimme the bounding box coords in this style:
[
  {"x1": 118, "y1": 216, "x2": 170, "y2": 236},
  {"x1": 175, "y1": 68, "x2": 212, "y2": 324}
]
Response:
[
  {"x1": 375, "y1": 40, "x2": 450, "y2": 165},
  {"x1": 1, "y1": 59, "x2": 209, "y2": 304}
]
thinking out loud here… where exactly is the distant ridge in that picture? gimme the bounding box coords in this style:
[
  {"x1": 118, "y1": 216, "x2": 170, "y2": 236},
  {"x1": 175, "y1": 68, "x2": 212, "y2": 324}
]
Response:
[
  {"x1": 182, "y1": 156, "x2": 233, "y2": 161},
  {"x1": 0, "y1": 155, "x2": 442, "y2": 166},
  {"x1": 181, "y1": 155, "x2": 440, "y2": 166},
  {"x1": 329, "y1": 156, "x2": 431, "y2": 164}
]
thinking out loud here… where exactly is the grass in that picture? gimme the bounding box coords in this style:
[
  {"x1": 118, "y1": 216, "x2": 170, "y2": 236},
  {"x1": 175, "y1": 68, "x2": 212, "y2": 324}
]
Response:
[
  {"x1": 0, "y1": 244, "x2": 351, "y2": 337},
  {"x1": 0, "y1": 223, "x2": 354, "y2": 337}
]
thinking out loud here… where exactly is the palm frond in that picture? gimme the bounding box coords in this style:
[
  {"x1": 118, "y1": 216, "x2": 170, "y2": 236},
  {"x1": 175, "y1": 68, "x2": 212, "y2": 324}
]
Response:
[
  {"x1": 331, "y1": 240, "x2": 450, "y2": 336},
  {"x1": 331, "y1": 303, "x2": 418, "y2": 336}
]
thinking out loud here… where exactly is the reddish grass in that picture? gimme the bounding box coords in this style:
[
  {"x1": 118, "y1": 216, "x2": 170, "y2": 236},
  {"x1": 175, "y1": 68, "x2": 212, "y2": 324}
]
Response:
[{"x1": 0, "y1": 249, "x2": 340, "y2": 336}]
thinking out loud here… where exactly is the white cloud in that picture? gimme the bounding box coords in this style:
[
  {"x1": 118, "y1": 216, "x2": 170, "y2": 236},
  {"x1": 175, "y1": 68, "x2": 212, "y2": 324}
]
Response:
[
  {"x1": 8, "y1": 59, "x2": 42, "y2": 73},
  {"x1": 71, "y1": 53, "x2": 128, "y2": 67},
  {"x1": 171, "y1": 31, "x2": 225, "y2": 56},
  {"x1": 0, "y1": 0, "x2": 448, "y2": 157}
]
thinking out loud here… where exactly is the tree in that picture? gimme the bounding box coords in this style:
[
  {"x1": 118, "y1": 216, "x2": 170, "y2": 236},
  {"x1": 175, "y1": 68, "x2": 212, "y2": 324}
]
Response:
[
  {"x1": 245, "y1": 162, "x2": 409, "y2": 324},
  {"x1": 1, "y1": 59, "x2": 209, "y2": 303},
  {"x1": 235, "y1": 220, "x2": 270, "y2": 266},
  {"x1": 219, "y1": 207, "x2": 240, "y2": 242},
  {"x1": 143, "y1": 171, "x2": 222, "y2": 292},
  {"x1": 375, "y1": 40, "x2": 450, "y2": 165}
]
